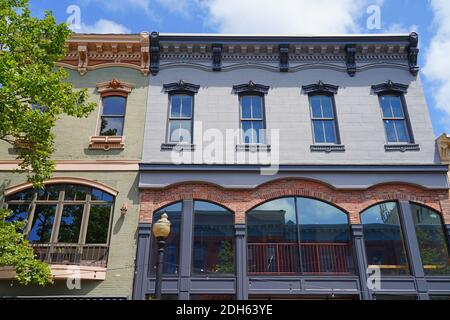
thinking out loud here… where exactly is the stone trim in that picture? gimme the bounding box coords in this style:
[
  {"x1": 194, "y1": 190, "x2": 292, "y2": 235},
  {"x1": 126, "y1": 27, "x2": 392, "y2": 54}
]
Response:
[
  {"x1": 0, "y1": 265, "x2": 107, "y2": 281},
  {"x1": 0, "y1": 160, "x2": 139, "y2": 172},
  {"x1": 160, "y1": 143, "x2": 196, "y2": 152},
  {"x1": 96, "y1": 79, "x2": 134, "y2": 96},
  {"x1": 384, "y1": 144, "x2": 420, "y2": 152},
  {"x1": 232, "y1": 81, "x2": 270, "y2": 95},
  {"x1": 57, "y1": 32, "x2": 150, "y2": 76},
  {"x1": 302, "y1": 81, "x2": 339, "y2": 94},
  {"x1": 310, "y1": 144, "x2": 345, "y2": 153},
  {"x1": 5, "y1": 177, "x2": 119, "y2": 196},
  {"x1": 162, "y1": 80, "x2": 200, "y2": 94},
  {"x1": 372, "y1": 80, "x2": 409, "y2": 94},
  {"x1": 89, "y1": 136, "x2": 125, "y2": 151},
  {"x1": 236, "y1": 144, "x2": 271, "y2": 152}
]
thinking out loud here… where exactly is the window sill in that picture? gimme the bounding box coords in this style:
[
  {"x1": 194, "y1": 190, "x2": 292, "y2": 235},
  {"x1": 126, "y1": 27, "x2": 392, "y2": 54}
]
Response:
[
  {"x1": 161, "y1": 143, "x2": 195, "y2": 152},
  {"x1": 0, "y1": 265, "x2": 107, "y2": 281},
  {"x1": 89, "y1": 136, "x2": 125, "y2": 151},
  {"x1": 310, "y1": 144, "x2": 346, "y2": 153},
  {"x1": 384, "y1": 144, "x2": 420, "y2": 152},
  {"x1": 236, "y1": 144, "x2": 271, "y2": 152}
]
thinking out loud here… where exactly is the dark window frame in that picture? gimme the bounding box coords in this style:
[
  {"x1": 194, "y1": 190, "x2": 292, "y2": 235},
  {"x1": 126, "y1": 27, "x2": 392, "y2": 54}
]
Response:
[
  {"x1": 238, "y1": 93, "x2": 267, "y2": 145},
  {"x1": 308, "y1": 92, "x2": 341, "y2": 145},
  {"x1": 166, "y1": 92, "x2": 195, "y2": 144},
  {"x1": 99, "y1": 94, "x2": 128, "y2": 137}
]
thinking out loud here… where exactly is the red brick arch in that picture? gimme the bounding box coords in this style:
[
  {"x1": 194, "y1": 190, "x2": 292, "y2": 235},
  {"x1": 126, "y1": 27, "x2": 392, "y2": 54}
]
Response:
[{"x1": 139, "y1": 179, "x2": 450, "y2": 224}]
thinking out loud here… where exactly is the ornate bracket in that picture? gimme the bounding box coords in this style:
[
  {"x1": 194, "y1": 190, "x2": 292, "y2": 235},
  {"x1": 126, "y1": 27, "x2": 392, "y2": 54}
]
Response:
[
  {"x1": 150, "y1": 32, "x2": 160, "y2": 76},
  {"x1": 212, "y1": 44, "x2": 223, "y2": 72},
  {"x1": 302, "y1": 81, "x2": 339, "y2": 94},
  {"x1": 279, "y1": 44, "x2": 289, "y2": 72},
  {"x1": 140, "y1": 32, "x2": 150, "y2": 76},
  {"x1": 77, "y1": 45, "x2": 88, "y2": 76},
  {"x1": 345, "y1": 44, "x2": 357, "y2": 77},
  {"x1": 233, "y1": 81, "x2": 270, "y2": 95},
  {"x1": 372, "y1": 80, "x2": 409, "y2": 94},
  {"x1": 163, "y1": 80, "x2": 200, "y2": 94},
  {"x1": 407, "y1": 32, "x2": 419, "y2": 76}
]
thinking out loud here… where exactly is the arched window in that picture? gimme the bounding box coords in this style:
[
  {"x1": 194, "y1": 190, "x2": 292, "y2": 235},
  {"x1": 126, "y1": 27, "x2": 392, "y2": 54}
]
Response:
[
  {"x1": 5, "y1": 184, "x2": 114, "y2": 266},
  {"x1": 361, "y1": 202, "x2": 409, "y2": 275},
  {"x1": 247, "y1": 197, "x2": 354, "y2": 275},
  {"x1": 151, "y1": 202, "x2": 182, "y2": 275},
  {"x1": 192, "y1": 201, "x2": 235, "y2": 275},
  {"x1": 411, "y1": 204, "x2": 450, "y2": 275}
]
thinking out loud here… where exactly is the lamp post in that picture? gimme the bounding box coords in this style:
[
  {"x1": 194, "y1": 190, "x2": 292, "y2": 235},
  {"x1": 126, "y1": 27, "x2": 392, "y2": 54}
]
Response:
[{"x1": 152, "y1": 212, "x2": 171, "y2": 300}]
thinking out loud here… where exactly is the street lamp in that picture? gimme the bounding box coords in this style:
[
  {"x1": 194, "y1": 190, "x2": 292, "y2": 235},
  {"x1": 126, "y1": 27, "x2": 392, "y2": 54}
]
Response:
[{"x1": 152, "y1": 212, "x2": 171, "y2": 300}]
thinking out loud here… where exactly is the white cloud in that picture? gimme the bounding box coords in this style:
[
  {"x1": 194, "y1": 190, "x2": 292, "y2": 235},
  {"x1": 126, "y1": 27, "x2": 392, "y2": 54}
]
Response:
[
  {"x1": 384, "y1": 23, "x2": 418, "y2": 34},
  {"x1": 76, "y1": 19, "x2": 131, "y2": 34},
  {"x1": 197, "y1": 0, "x2": 370, "y2": 34},
  {"x1": 424, "y1": 0, "x2": 450, "y2": 129}
]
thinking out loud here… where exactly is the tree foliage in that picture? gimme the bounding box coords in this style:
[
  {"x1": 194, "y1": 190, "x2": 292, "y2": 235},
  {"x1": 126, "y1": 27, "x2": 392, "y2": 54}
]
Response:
[
  {"x1": 0, "y1": 0, "x2": 95, "y2": 187},
  {"x1": 0, "y1": 209, "x2": 52, "y2": 285}
]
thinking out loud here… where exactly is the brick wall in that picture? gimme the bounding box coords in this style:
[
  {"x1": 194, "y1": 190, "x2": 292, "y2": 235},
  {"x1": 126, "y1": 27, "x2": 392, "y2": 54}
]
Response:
[{"x1": 140, "y1": 179, "x2": 450, "y2": 225}]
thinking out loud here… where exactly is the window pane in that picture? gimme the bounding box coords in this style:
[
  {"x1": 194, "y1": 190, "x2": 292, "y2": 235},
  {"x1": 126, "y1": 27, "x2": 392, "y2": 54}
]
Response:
[
  {"x1": 390, "y1": 96, "x2": 404, "y2": 118},
  {"x1": 253, "y1": 121, "x2": 265, "y2": 144},
  {"x1": 6, "y1": 189, "x2": 34, "y2": 201},
  {"x1": 193, "y1": 201, "x2": 235, "y2": 275},
  {"x1": 384, "y1": 120, "x2": 398, "y2": 143},
  {"x1": 323, "y1": 120, "x2": 337, "y2": 143},
  {"x1": 241, "y1": 121, "x2": 254, "y2": 144},
  {"x1": 312, "y1": 120, "x2": 325, "y2": 143},
  {"x1": 251, "y1": 96, "x2": 263, "y2": 119},
  {"x1": 310, "y1": 96, "x2": 322, "y2": 118},
  {"x1": 28, "y1": 205, "x2": 56, "y2": 243},
  {"x1": 247, "y1": 198, "x2": 300, "y2": 274},
  {"x1": 170, "y1": 95, "x2": 181, "y2": 118},
  {"x1": 91, "y1": 188, "x2": 113, "y2": 202},
  {"x1": 100, "y1": 117, "x2": 124, "y2": 136},
  {"x1": 321, "y1": 96, "x2": 334, "y2": 118},
  {"x1": 380, "y1": 96, "x2": 393, "y2": 118},
  {"x1": 58, "y1": 205, "x2": 83, "y2": 243},
  {"x1": 36, "y1": 185, "x2": 61, "y2": 201},
  {"x1": 298, "y1": 198, "x2": 354, "y2": 275},
  {"x1": 6, "y1": 204, "x2": 30, "y2": 224},
  {"x1": 181, "y1": 95, "x2": 192, "y2": 118},
  {"x1": 102, "y1": 96, "x2": 126, "y2": 115},
  {"x1": 241, "y1": 96, "x2": 252, "y2": 119},
  {"x1": 411, "y1": 204, "x2": 450, "y2": 276},
  {"x1": 169, "y1": 120, "x2": 192, "y2": 143},
  {"x1": 64, "y1": 185, "x2": 88, "y2": 201},
  {"x1": 361, "y1": 202, "x2": 410, "y2": 275},
  {"x1": 86, "y1": 205, "x2": 112, "y2": 244},
  {"x1": 394, "y1": 120, "x2": 409, "y2": 143}
]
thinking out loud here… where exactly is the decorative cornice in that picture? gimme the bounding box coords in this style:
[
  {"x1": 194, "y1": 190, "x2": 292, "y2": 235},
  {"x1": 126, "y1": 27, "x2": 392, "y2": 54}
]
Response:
[
  {"x1": 345, "y1": 44, "x2": 357, "y2": 77},
  {"x1": 302, "y1": 81, "x2": 339, "y2": 94},
  {"x1": 212, "y1": 43, "x2": 223, "y2": 71},
  {"x1": 232, "y1": 81, "x2": 270, "y2": 95},
  {"x1": 162, "y1": 80, "x2": 200, "y2": 94},
  {"x1": 57, "y1": 32, "x2": 150, "y2": 76},
  {"x1": 372, "y1": 80, "x2": 409, "y2": 94},
  {"x1": 279, "y1": 44, "x2": 289, "y2": 72},
  {"x1": 96, "y1": 79, "x2": 134, "y2": 96},
  {"x1": 150, "y1": 32, "x2": 160, "y2": 76}
]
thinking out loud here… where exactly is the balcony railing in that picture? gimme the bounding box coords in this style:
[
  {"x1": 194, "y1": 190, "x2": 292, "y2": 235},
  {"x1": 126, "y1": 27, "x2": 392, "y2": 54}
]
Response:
[
  {"x1": 248, "y1": 243, "x2": 354, "y2": 275},
  {"x1": 32, "y1": 243, "x2": 109, "y2": 268}
]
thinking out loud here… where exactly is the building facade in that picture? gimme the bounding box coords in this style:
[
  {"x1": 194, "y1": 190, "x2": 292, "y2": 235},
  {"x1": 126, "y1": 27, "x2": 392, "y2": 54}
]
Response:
[
  {"x1": 134, "y1": 32, "x2": 450, "y2": 300},
  {"x1": 0, "y1": 33, "x2": 150, "y2": 299}
]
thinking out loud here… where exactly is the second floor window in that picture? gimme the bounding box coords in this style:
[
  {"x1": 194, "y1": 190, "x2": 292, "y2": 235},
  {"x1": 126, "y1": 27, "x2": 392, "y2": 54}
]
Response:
[
  {"x1": 240, "y1": 95, "x2": 265, "y2": 144},
  {"x1": 168, "y1": 94, "x2": 193, "y2": 144},
  {"x1": 309, "y1": 94, "x2": 338, "y2": 144},
  {"x1": 379, "y1": 95, "x2": 411, "y2": 143},
  {"x1": 100, "y1": 96, "x2": 127, "y2": 136}
]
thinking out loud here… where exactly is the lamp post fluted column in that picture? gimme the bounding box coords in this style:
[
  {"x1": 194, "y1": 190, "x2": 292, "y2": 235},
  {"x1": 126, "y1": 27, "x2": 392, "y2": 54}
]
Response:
[{"x1": 152, "y1": 213, "x2": 171, "y2": 300}]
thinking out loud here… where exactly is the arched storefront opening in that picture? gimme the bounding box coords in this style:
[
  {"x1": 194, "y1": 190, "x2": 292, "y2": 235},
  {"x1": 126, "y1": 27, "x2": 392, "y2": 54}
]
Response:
[{"x1": 246, "y1": 197, "x2": 354, "y2": 276}]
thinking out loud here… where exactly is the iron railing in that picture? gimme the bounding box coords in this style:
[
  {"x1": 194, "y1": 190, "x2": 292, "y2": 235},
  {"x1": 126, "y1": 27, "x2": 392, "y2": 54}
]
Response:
[
  {"x1": 32, "y1": 243, "x2": 109, "y2": 267},
  {"x1": 248, "y1": 242, "x2": 354, "y2": 275}
]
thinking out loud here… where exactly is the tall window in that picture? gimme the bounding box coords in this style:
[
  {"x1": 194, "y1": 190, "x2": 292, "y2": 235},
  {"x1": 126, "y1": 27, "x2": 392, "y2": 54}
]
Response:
[
  {"x1": 192, "y1": 201, "x2": 235, "y2": 275},
  {"x1": 379, "y1": 95, "x2": 411, "y2": 143},
  {"x1": 100, "y1": 96, "x2": 127, "y2": 136},
  {"x1": 361, "y1": 202, "x2": 410, "y2": 275},
  {"x1": 411, "y1": 204, "x2": 450, "y2": 275},
  {"x1": 6, "y1": 184, "x2": 114, "y2": 266},
  {"x1": 168, "y1": 94, "x2": 193, "y2": 144},
  {"x1": 240, "y1": 95, "x2": 265, "y2": 144},
  {"x1": 151, "y1": 202, "x2": 182, "y2": 275},
  {"x1": 309, "y1": 94, "x2": 338, "y2": 144},
  {"x1": 247, "y1": 197, "x2": 354, "y2": 275}
]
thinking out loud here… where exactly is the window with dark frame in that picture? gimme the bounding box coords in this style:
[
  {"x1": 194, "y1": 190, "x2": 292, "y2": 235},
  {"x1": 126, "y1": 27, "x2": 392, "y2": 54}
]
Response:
[
  {"x1": 309, "y1": 94, "x2": 339, "y2": 144},
  {"x1": 379, "y1": 94, "x2": 411, "y2": 144},
  {"x1": 99, "y1": 95, "x2": 127, "y2": 136},
  {"x1": 240, "y1": 94, "x2": 266, "y2": 144},
  {"x1": 167, "y1": 94, "x2": 193, "y2": 144}
]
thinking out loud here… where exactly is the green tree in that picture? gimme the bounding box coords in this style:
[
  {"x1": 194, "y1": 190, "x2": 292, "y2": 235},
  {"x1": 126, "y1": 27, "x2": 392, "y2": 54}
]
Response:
[
  {"x1": 0, "y1": 209, "x2": 52, "y2": 285},
  {"x1": 0, "y1": 0, "x2": 95, "y2": 187}
]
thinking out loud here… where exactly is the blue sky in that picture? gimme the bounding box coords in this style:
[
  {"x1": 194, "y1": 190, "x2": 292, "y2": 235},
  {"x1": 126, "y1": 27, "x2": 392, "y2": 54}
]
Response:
[{"x1": 28, "y1": 0, "x2": 450, "y2": 137}]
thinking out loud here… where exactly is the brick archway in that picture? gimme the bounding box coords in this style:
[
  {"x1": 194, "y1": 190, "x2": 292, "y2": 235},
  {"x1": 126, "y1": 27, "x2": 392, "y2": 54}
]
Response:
[{"x1": 139, "y1": 179, "x2": 450, "y2": 224}]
